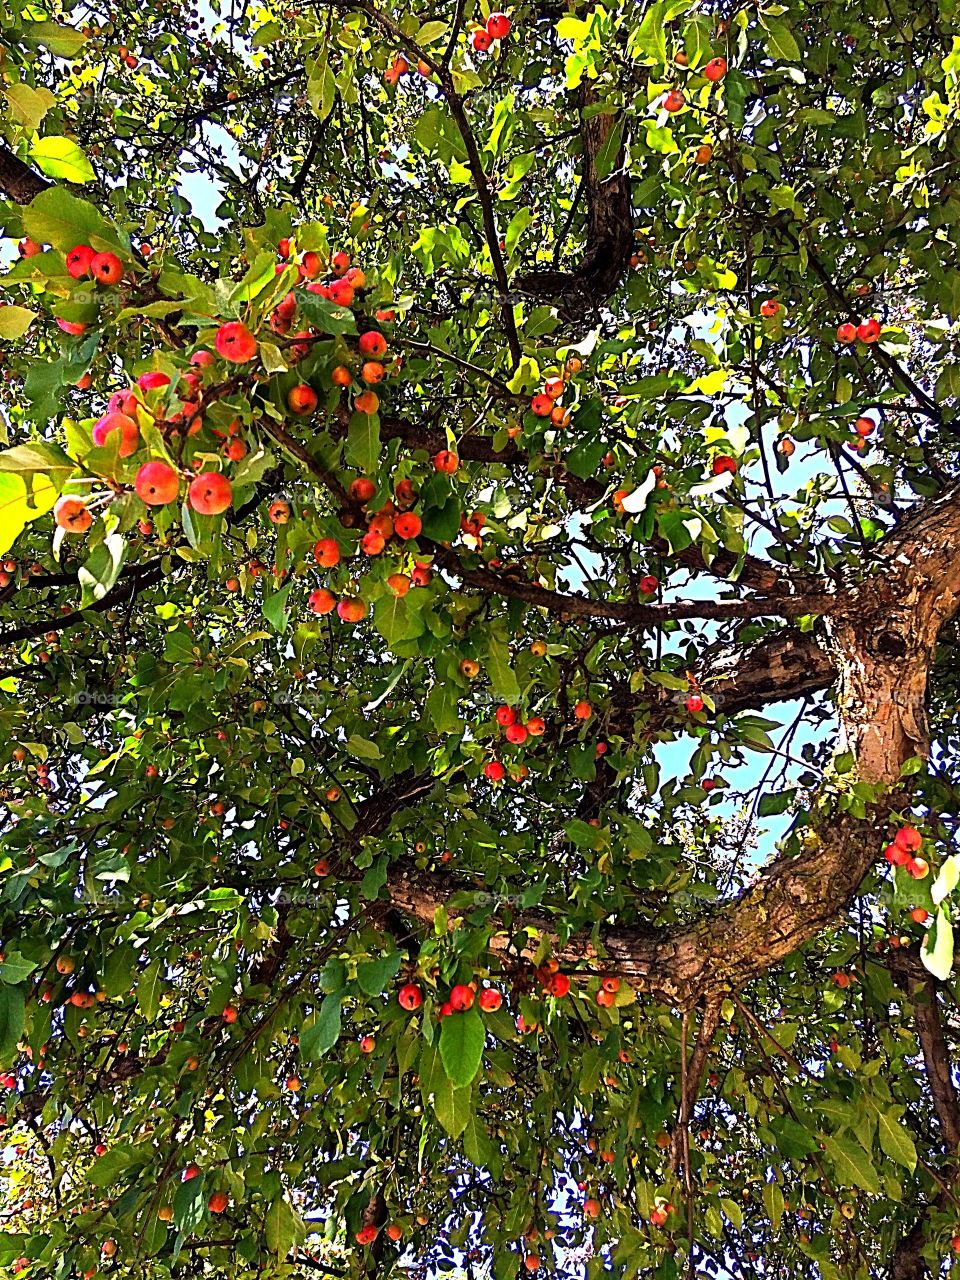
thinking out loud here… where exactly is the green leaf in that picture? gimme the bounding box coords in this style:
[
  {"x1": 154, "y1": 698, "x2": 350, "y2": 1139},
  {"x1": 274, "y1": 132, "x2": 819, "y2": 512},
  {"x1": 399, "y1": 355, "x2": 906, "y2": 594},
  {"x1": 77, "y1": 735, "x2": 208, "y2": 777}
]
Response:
[
  {"x1": 307, "y1": 57, "x2": 337, "y2": 120},
  {"x1": 20, "y1": 20, "x2": 87, "y2": 57},
  {"x1": 426, "y1": 680, "x2": 462, "y2": 734},
  {"x1": 932, "y1": 853, "x2": 960, "y2": 906},
  {"x1": 29, "y1": 137, "x2": 96, "y2": 185},
  {"x1": 374, "y1": 593, "x2": 425, "y2": 646},
  {"x1": 876, "y1": 1106, "x2": 917, "y2": 1172},
  {"x1": 346, "y1": 734, "x2": 382, "y2": 761},
  {"x1": 821, "y1": 1134, "x2": 880, "y2": 1193},
  {"x1": 79, "y1": 534, "x2": 126, "y2": 608},
  {"x1": 0, "y1": 984, "x2": 25, "y2": 1066},
  {"x1": 4, "y1": 85, "x2": 56, "y2": 131},
  {"x1": 0, "y1": 471, "x2": 57, "y2": 556},
  {"x1": 0, "y1": 306, "x2": 38, "y2": 340},
  {"x1": 356, "y1": 953, "x2": 402, "y2": 996},
  {"x1": 439, "y1": 1006, "x2": 485, "y2": 1087},
  {"x1": 486, "y1": 631, "x2": 520, "y2": 703},
  {"x1": 264, "y1": 1197, "x2": 305, "y2": 1256},
  {"x1": 22, "y1": 187, "x2": 129, "y2": 258},
  {"x1": 136, "y1": 958, "x2": 163, "y2": 1022},
  {"x1": 300, "y1": 995, "x2": 343, "y2": 1058},
  {"x1": 763, "y1": 16, "x2": 802, "y2": 62},
  {"x1": 922, "y1": 906, "x2": 954, "y2": 980},
  {"x1": 432, "y1": 1076, "x2": 473, "y2": 1138},
  {"x1": 416, "y1": 20, "x2": 448, "y2": 43},
  {"x1": 263, "y1": 582, "x2": 293, "y2": 634},
  {"x1": 346, "y1": 409, "x2": 381, "y2": 476}
]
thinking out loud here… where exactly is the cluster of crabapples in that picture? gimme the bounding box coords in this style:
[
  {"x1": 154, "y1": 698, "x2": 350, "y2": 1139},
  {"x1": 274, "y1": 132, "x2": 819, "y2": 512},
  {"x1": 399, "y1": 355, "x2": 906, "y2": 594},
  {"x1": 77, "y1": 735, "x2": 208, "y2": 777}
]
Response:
[
  {"x1": 483, "y1": 697, "x2": 594, "y2": 781},
  {"x1": 659, "y1": 50, "x2": 727, "y2": 115},
  {"x1": 884, "y1": 825, "x2": 929, "y2": 880},
  {"x1": 528, "y1": 356, "x2": 583, "y2": 427},
  {"x1": 305, "y1": 467, "x2": 435, "y2": 622},
  {"x1": 47, "y1": 239, "x2": 396, "y2": 541},
  {"x1": 383, "y1": 8, "x2": 511, "y2": 80}
]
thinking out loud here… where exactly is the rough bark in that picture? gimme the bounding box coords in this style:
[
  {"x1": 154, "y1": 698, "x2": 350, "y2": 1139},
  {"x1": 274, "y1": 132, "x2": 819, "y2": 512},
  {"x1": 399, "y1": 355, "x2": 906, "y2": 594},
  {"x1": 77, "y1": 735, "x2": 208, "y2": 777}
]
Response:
[
  {"x1": 515, "y1": 88, "x2": 633, "y2": 316},
  {"x1": 384, "y1": 484, "x2": 960, "y2": 1007},
  {"x1": 0, "y1": 144, "x2": 50, "y2": 205}
]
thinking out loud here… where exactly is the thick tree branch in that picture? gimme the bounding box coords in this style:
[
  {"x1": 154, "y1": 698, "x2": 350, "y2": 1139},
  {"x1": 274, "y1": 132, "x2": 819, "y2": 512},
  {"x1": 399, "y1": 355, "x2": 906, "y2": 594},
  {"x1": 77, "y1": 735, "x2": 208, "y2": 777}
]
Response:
[
  {"x1": 516, "y1": 88, "x2": 633, "y2": 316},
  {"x1": 0, "y1": 144, "x2": 50, "y2": 205}
]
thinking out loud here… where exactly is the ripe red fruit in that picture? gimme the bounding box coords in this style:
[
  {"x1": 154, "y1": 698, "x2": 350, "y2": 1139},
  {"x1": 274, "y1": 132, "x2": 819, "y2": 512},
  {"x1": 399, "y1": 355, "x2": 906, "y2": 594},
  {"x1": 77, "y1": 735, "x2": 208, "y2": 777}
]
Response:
[
  {"x1": 93, "y1": 411, "x2": 140, "y2": 457},
  {"x1": 836, "y1": 322, "x2": 857, "y2": 343},
  {"x1": 484, "y1": 760, "x2": 506, "y2": 782},
  {"x1": 215, "y1": 321, "x2": 257, "y2": 362},
  {"x1": 549, "y1": 972, "x2": 570, "y2": 998},
  {"x1": 337, "y1": 598, "x2": 367, "y2": 623},
  {"x1": 57, "y1": 318, "x2": 87, "y2": 336},
  {"x1": 387, "y1": 573, "x2": 411, "y2": 596},
  {"x1": 183, "y1": 1162, "x2": 201, "y2": 1181},
  {"x1": 350, "y1": 477, "x2": 377, "y2": 503},
  {"x1": 90, "y1": 251, "x2": 123, "y2": 285},
  {"x1": 663, "y1": 90, "x2": 684, "y2": 112},
  {"x1": 356, "y1": 1226, "x2": 378, "y2": 1246},
  {"x1": 329, "y1": 279, "x2": 355, "y2": 307},
  {"x1": 361, "y1": 530, "x2": 386, "y2": 556},
  {"x1": 524, "y1": 1255, "x2": 540, "y2": 1272},
  {"x1": 208, "y1": 1192, "x2": 229, "y2": 1214},
  {"x1": 358, "y1": 330, "x2": 388, "y2": 358},
  {"x1": 531, "y1": 393, "x2": 554, "y2": 417},
  {"x1": 703, "y1": 56, "x2": 727, "y2": 81},
  {"x1": 54, "y1": 498, "x2": 94, "y2": 548},
  {"x1": 894, "y1": 825, "x2": 922, "y2": 852},
  {"x1": 496, "y1": 705, "x2": 517, "y2": 727},
  {"x1": 188, "y1": 472, "x2": 233, "y2": 516},
  {"x1": 526, "y1": 717, "x2": 546, "y2": 736},
  {"x1": 314, "y1": 537, "x2": 341, "y2": 567},
  {"x1": 65, "y1": 244, "x2": 94, "y2": 278},
  {"x1": 300, "y1": 251, "x2": 321, "y2": 279},
  {"x1": 398, "y1": 983, "x2": 422, "y2": 1011},
  {"x1": 857, "y1": 317, "x2": 881, "y2": 343},
  {"x1": 449, "y1": 984, "x2": 475, "y2": 1011},
  {"x1": 433, "y1": 449, "x2": 459, "y2": 473},
  {"x1": 910, "y1": 908, "x2": 929, "y2": 925},
  {"x1": 331, "y1": 251, "x2": 351, "y2": 276},
  {"x1": 411, "y1": 563, "x2": 433, "y2": 586},
  {"x1": 584, "y1": 1198, "x2": 600, "y2": 1219},
  {"x1": 362, "y1": 360, "x2": 385, "y2": 384},
  {"x1": 487, "y1": 12, "x2": 511, "y2": 37},
  {"x1": 354, "y1": 389, "x2": 379, "y2": 415},
  {"x1": 712, "y1": 455, "x2": 737, "y2": 475},
  {"x1": 885, "y1": 842, "x2": 909, "y2": 866},
  {"x1": 854, "y1": 416, "x2": 875, "y2": 437},
  {"x1": 287, "y1": 384, "x2": 318, "y2": 415},
  {"x1": 135, "y1": 461, "x2": 180, "y2": 505},
  {"x1": 268, "y1": 500, "x2": 291, "y2": 524},
  {"x1": 394, "y1": 512, "x2": 422, "y2": 539},
  {"x1": 138, "y1": 370, "x2": 171, "y2": 390},
  {"x1": 505, "y1": 723, "x2": 528, "y2": 745},
  {"x1": 19, "y1": 237, "x2": 41, "y2": 257},
  {"x1": 638, "y1": 574, "x2": 658, "y2": 594},
  {"x1": 759, "y1": 298, "x2": 779, "y2": 318},
  {"x1": 309, "y1": 588, "x2": 336, "y2": 615},
  {"x1": 907, "y1": 857, "x2": 930, "y2": 880},
  {"x1": 222, "y1": 1005, "x2": 238, "y2": 1023},
  {"x1": 360, "y1": 1035, "x2": 375, "y2": 1053},
  {"x1": 472, "y1": 28, "x2": 493, "y2": 51},
  {"x1": 686, "y1": 694, "x2": 704, "y2": 713},
  {"x1": 479, "y1": 988, "x2": 502, "y2": 1012},
  {"x1": 574, "y1": 700, "x2": 592, "y2": 720}
]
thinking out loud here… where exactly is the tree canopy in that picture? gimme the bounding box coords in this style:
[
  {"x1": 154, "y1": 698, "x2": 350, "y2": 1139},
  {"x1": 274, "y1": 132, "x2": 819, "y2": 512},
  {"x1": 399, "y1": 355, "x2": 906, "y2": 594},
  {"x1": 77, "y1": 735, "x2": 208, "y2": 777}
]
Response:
[{"x1": 2, "y1": 0, "x2": 960, "y2": 1276}]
